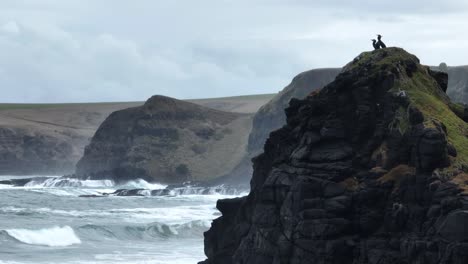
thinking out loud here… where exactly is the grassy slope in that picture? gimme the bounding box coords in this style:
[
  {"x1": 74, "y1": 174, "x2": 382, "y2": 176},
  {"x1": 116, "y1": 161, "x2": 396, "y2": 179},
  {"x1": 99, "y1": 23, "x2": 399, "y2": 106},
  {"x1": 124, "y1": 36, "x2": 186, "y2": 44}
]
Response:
[
  {"x1": 353, "y1": 48, "x2": 468, "y2": 168},
  {"x1": 403, "y1": 71, "x2": 468, "y2": 166}
]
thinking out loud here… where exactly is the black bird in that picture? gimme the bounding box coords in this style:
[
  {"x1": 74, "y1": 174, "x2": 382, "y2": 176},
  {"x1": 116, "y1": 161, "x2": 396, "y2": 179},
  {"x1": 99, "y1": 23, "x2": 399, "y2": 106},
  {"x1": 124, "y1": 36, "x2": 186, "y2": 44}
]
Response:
[
  {"x1": 377, "y1": 34, "x2": 386, "y2": 48},
  {"x1": 371, "y1": 39, "x2": 380, "y2": 50}
]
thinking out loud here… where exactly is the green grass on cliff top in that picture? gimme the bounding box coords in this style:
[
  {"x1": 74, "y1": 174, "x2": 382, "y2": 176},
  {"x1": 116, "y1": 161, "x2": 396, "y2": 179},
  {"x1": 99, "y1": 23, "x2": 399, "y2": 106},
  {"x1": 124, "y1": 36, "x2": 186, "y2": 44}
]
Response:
[
  {"x1": 402, "y1": 71, "x2": 468, "y2": 166},
  {"x1": 351, "y1": 48, "x2": 468, "y2": 168}
]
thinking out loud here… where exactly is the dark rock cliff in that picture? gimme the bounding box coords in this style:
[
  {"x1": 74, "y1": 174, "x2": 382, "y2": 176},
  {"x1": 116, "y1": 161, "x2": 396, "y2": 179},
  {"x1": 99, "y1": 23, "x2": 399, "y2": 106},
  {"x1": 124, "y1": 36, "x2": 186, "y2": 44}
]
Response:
[
  {"x1": 221, "y1": 69, "x2": 340, "y2": 184},
  {"x1": 75, "y1": 96, "x2": 253, "y2": 183},
  {"x1": 200, "y1": 48, "x2": 468, "y2": 264},
  {"x1": 442, "y1": 66, "x2": 468, "y2": 104},
  {"x1": 248, "y1": 68, "x2": 341, "y2": 157}
]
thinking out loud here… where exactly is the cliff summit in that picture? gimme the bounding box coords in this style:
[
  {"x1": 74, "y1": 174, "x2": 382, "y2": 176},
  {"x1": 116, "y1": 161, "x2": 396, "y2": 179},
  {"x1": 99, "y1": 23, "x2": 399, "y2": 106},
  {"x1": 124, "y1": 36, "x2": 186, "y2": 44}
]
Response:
[{"x1": 201, "y1": 48, "x2": 468, "y2": 264}]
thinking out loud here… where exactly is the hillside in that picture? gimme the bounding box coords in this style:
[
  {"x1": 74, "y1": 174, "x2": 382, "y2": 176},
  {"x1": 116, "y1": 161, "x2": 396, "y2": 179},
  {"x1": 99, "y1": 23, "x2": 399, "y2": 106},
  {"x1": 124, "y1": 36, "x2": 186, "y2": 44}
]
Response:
[
  {"x1": 0, "y1": 102, "x2": 141, "y2": 175},
  {"x1": 0, "y1": 94, "x2": 274, "y2": 176},
  {"x1": 75, "y1": 95, "x2": 254, "y2": 183},
  {"x1": 201, "y1": 48, "x2": 468, "y2": 263}
]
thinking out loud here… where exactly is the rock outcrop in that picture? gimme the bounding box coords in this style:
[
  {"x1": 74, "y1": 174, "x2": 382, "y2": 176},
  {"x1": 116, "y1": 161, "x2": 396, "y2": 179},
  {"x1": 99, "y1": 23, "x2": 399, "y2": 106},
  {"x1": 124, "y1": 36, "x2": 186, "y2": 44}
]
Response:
[
  {"x1": 248, "y1": 68, "x2": 341, "y2": 157},
  {"x1": 201, "y1": 48, "x2": 468, "y2": 264},
  {"x1": 221, "y1": 69, "x2": 340, "y2": 184},
  {"x1": 0, "y1": 95, "x2": 273, "y2": 177},
  {"x1": 435, "y1": 65, "x2": 468, "y2": 104},
  {"x1": 75, "y1": 96, "x2": 253, "y2": 183}
]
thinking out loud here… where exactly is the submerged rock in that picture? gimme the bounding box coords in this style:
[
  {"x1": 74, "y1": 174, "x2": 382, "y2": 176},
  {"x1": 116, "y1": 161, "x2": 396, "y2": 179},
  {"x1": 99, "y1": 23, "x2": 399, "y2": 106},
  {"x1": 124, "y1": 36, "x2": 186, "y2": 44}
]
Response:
[{"x1": 200, "y1": 48, "x2": 468, "y2": 264}]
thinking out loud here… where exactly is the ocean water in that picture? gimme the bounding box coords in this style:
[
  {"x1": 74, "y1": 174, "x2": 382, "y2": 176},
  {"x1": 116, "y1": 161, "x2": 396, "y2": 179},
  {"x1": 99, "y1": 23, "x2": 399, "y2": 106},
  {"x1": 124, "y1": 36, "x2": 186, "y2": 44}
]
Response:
[{"x1": 0, "y1": 176, "x2": 245, "y2": 264}]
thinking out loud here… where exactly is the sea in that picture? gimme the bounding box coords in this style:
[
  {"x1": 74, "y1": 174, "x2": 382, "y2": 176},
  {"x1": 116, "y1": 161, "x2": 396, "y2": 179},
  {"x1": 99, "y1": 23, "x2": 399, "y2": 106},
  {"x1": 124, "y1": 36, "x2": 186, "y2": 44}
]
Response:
[{"x1": 0, "y1": 175, "x2": 246, "y2": 264}]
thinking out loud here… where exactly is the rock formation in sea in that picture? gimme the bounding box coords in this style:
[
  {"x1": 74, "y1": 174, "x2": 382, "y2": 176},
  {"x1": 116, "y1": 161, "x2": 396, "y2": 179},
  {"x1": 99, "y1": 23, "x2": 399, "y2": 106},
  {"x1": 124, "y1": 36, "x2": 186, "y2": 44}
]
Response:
[
  {"x1": 200, "y1": 48, "x2": 468, "y2": 264},
  {"x1": 75, "y1": 95, "x2": 254, "y2": 183}
]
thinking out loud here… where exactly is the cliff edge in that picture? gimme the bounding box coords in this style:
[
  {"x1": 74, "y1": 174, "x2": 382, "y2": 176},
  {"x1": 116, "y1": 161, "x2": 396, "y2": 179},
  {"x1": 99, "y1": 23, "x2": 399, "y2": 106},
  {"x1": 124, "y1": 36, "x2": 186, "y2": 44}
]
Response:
[{"x1": 201, "y1": 48, "x2": 468, "y2": 264}]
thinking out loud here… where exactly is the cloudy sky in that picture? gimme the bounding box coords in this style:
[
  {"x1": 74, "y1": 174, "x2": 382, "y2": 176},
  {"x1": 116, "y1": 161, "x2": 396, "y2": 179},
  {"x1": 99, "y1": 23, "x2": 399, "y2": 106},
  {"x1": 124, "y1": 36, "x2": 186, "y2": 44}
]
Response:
[{"x1": 0, "y1": 0, "x2": 467, "y2": 103}]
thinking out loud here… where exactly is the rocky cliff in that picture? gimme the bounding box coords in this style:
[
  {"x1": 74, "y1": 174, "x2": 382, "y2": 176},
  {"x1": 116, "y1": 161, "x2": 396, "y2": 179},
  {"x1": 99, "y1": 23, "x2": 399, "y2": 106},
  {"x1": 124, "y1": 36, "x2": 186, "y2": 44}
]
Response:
[
  {"x1": 248, "y1": 68, "x2": 341, "y2": 156},
  {"x1": 440, "y1": 66, "x2": 468, "y2": 104},
  {"x1": 244, "y1": 66, "x2": 468, "y2": 180},
  {"x1": 220, "y1": 69, "x2": 340, "y2": 184},
  {"x1": 201, "y1": 48, "x2": 468, "y2": 264},
  {"x1": 75, "y1": 95, "x2": 253, "y2": 183},
  {"x1": 0, "y1": 102, "x2": 142, "y2": 175},
  {"x1": 0, "y1": 95, "x2": 273, "y2": 176}
]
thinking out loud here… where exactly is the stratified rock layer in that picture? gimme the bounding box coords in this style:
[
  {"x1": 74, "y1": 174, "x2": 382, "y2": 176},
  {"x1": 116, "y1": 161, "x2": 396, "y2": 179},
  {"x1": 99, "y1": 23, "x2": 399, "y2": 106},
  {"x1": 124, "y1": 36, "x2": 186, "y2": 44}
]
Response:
[
  {"x1": 201, "y1": 48, "x2": 468, "y2": 264},
  {"x1": 76, "y1": 96, "x2": 253, "y2": 183}
]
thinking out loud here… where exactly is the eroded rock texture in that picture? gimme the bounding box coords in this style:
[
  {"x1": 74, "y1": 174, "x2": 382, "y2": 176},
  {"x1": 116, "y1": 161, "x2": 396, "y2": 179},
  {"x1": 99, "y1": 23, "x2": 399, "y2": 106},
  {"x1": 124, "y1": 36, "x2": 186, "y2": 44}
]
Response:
[
  {"x1": 201, "y1": 48, "x2": 468, "y2": 264},
  {"x1": 76, "y1": 95, "x2": 253, "y2": 183}
]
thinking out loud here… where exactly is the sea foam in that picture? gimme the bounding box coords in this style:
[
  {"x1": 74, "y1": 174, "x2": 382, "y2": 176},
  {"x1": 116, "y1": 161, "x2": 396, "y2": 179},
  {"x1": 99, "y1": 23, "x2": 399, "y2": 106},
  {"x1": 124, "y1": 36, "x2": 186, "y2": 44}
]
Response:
[{"x1": 5, "y1": 226, "x2": 81, "y2": 247}]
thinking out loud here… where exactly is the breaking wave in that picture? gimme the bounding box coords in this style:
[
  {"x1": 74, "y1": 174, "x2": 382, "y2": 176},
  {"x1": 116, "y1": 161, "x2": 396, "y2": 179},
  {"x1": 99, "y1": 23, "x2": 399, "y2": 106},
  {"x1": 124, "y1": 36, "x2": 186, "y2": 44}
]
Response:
[
  {"x1": 4, "y1": 226, "x2": 81, "y2": 247},
  {"x1": 23, "y1": 177, "x2": 166, "y2": 190},
  {"x1": 77, "y1": 220, "x2": 211, "y2": 240}
]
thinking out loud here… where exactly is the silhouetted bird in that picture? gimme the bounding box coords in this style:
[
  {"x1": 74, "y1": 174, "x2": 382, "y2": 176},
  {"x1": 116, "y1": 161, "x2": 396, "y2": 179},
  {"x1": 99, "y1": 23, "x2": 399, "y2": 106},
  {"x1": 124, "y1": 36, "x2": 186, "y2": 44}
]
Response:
[
  {"x1": 372, "y1": 39, "x2": 380, "y2": 50},
  {"x1": 377, "y1": 34, "x2": 386, "y2": 48}
]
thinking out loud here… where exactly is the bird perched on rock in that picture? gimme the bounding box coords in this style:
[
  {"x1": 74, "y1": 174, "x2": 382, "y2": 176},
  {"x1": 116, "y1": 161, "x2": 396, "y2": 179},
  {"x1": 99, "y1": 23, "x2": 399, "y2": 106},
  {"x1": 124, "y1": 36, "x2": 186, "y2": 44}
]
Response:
[
  {"x1": 371, "y1": 39, "x2": 380, "y2": 50},
  {"x1": 377, "y1": 34, "x2": 386, "y2": 48}
]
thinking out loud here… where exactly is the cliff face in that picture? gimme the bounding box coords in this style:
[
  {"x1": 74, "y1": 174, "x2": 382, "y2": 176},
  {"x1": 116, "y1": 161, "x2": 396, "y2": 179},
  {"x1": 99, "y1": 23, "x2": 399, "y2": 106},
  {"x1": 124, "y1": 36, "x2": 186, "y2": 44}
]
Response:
[
  {"x1": 0, "y1": 102, "x2": 142, "y2": 175},
  {"x1": 221, "y1": 69, "x2": 340, "y2": 184},
  {"x1": 201, "y1": 48, "x2": 468, "y2": 264},
  {"x1": 445, "y1": 66, "x2": 468, "y2": 104},
  {"x1": 75, "y1": 95, "x2": 253, "y2": 183},
  {"x1": 0, "y1": 94, "x2": 273, "y2": 177},
  {"x1": 248, "y1": 68, "x2": 341, "y2": 157},
  {"x1": 0, "y1": 127, "x2": 77, "y2": 175}
]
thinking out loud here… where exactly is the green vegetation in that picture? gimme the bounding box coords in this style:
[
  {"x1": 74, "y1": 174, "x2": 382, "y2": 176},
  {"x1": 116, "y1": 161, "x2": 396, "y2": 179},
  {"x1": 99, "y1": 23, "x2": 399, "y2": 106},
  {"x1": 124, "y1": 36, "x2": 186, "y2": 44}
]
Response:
[
  {"x1": 350, "y1": 48, "x2": 468, "y2": 168},
  {"x1": 398, "y1": 69, "x2": 468, "y2": 166},
  {"x1": 346, "y1": 47, "x2": 417, "y2": 72},
  {"x1": 449, "y1": 102, "x2": 465, "y2": 120}
]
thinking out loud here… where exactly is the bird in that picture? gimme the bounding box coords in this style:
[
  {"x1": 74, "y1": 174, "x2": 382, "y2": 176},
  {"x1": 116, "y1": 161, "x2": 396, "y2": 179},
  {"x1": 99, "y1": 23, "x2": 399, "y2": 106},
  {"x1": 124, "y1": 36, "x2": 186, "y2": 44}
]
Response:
[
  {"x1": 371, "y1": 39, "x2": 380, "y2": 50},
  {"x1": 377, "y1": 34, "x2": 386, "y2": 48}
]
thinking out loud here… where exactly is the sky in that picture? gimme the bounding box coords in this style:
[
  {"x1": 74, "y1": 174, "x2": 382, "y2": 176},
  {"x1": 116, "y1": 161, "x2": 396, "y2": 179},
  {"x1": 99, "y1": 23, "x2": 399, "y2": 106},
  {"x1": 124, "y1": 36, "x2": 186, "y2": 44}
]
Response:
[{"x1": 0, "y1": 0, "x2": 467, "y2": 103}]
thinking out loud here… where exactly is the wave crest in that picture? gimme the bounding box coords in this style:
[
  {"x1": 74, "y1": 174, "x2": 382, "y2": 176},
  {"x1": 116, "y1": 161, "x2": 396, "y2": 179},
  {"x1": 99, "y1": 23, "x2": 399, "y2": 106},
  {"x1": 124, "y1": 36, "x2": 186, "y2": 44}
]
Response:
[
  {"x1": 4, "y1": 226, "x2": 81, "y2": 247},
  {"x1": 78, "y1": 220, "x2": 210, "y2": 240}
]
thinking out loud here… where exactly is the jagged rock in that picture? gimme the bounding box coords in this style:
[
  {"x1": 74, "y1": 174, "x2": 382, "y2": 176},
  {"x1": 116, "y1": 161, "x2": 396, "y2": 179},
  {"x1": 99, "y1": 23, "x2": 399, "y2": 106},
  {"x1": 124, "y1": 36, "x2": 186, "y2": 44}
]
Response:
[
  {"x1": 200, "y1": 48, "x2": 468, "y2": 264},
  {"x1": 429, "y1": 68, "x2": 449, "y2": 92},
  {"x1": 438, "y1": 210, "x2": 468, "y2": 241},
  {"x1": 219, "y1": 69, "x2": 341, "y2": 185},
  {"x1": 248, "y1": 68, "x2": 341, "y2": 157}
]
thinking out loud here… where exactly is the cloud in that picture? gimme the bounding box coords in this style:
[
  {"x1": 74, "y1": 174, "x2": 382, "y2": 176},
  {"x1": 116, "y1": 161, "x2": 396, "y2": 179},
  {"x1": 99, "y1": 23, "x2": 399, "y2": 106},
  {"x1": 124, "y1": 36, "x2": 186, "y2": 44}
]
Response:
[
  {"x1": 1, "y1": 21, "x2": 20, "y2": 34},
  {"x1": 0, "y1": 1, "x2": 466, "y2": 102}
]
